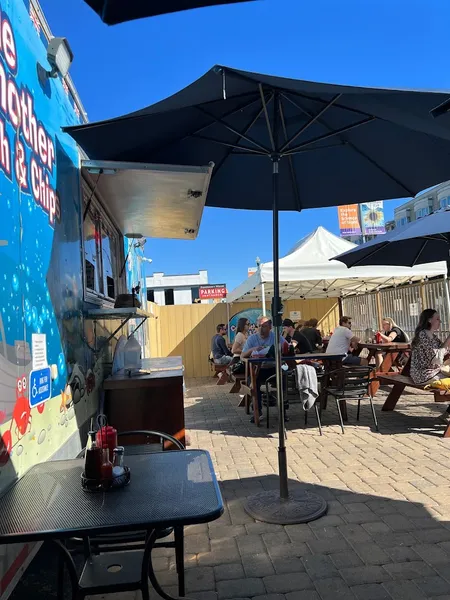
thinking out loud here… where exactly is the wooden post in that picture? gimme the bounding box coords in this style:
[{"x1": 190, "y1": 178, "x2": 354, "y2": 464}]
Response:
[
  {"x1": 419, "y1": 280, "x2": 426, "y2": 311},
  {"x1": 376, "y1": 291, "x2": 383, "y2": 330}
]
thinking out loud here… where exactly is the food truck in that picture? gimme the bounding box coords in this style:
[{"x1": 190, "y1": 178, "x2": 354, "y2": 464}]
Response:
[{"x1": 0, "y1": 0, "x2": 212, "y2": 595}]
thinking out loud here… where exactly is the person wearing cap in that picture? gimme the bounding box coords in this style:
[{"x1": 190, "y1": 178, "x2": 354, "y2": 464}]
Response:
[
  {"x1": 282, "y1": 318, "x2": 313, "y2": 354},
  {"x1": 242, "y1": 315, "x2": 286, "y2": 423}
]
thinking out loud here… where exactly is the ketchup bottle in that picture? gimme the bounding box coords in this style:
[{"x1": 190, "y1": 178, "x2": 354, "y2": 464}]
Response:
[
  {"x1": 100, "y1": 448, "x2": 113, "y2": 481},
  {"x1": 96, "y1": 425, "x2": 118, "y2": 460}
]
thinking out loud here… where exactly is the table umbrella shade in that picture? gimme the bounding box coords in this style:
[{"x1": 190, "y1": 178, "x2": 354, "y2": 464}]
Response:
[
  {"x1": 333, "y1": 209, "x2": 450, "y2": 319},
  {"x1": 334, "y1": 209, "x2": 450, "y2": 269},
  {"x1": 83, "y1": 0, "x2": 256, "y2": 25},
  {"x1": 65, "y1": 66, "x2": 450, "y2": 523}
]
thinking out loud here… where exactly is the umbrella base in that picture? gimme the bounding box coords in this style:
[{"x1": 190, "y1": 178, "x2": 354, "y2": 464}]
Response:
[{"x1": 244, "y1": 489, "x2": 327, "y2": 524}]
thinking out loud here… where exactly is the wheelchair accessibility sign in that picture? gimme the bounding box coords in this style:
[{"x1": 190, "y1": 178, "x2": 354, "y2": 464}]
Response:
[{"x1": 29, "y1": 368, "x2": 52, "y2": 408}]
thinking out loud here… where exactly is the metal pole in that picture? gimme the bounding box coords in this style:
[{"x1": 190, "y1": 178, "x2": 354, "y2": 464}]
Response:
[
  {"x1": 257, "y1": 256, "x2": 267, "y2": 316},
  {"x1": 244, "y1": 85, "x2": 327, "y2": 525},
  {"x1": 271, "y1": 92, "x2": 288, "y2": 500},
  {"x1": 261, "y1": 282, "x2": 267, "y2": 316},
  {"x1": 227, "y1": 301, "x2": 231, "y2": 344},
  {"x1": 272, "y1": 156, "x2": 288, "y2": 500}
]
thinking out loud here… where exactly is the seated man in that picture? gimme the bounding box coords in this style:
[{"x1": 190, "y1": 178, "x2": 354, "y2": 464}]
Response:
[
  {"x1": 302, "y1": 318, "x2": 323, "y2": 350},
  {"x1": 211, "y1": 324, "x2": 233, "y2": 365},
  {"x1": 241, "y1": 316, "x2": 286, "y2": 422},
  {"x1": 326, "y1": 316, "x2": 366, "y2": 365},
  {"x1": 282, "y1": 318, "x2": 313, "y2": 354}
]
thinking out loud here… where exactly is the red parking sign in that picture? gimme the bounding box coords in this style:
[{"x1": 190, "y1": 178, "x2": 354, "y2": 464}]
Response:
[{"x1": 199, "y1": 285, "x2": 227, "y2": 299}]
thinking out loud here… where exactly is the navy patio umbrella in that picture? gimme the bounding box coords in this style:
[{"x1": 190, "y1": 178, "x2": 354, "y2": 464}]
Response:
[
  {"x1": 334, "y1": 208, "x2": 450, "y2": 270},
  {"x1": 333, "y1": 208, "x2": 450, "y2": 315},
  {"x1": 83, "y1": 0, "x2": 255, "y2": 25},
  {"x1": 65, "y1": 66, "x2": 450, "y2": 523}
]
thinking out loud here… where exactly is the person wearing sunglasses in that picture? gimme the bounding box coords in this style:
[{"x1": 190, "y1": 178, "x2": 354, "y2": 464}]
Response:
[
  {"x1": 326, "y1": 316, "x2": 364, "y2": 365},
  {"x1": 231, "y1": 318, "x2": 250, "y2": 358}
]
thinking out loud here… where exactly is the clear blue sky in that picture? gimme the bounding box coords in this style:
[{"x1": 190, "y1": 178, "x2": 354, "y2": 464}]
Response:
[{"x1": 40, "y1": 0, "x2": 450, "y2": 292}]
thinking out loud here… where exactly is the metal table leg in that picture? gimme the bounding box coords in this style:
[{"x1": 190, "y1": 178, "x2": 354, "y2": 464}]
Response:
[
  {"x1": 145, "y1": 529, "x2": 186, "y2": 600},
  {"x1": 52, "y1": 540, "x2": 80, "y2": 600}
]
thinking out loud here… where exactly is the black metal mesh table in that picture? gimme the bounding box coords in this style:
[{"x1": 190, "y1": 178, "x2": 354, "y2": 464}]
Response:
[
  {"x1": 0, "y1": 450, "x2": 223, "y2": 600},
  {"x1": 0, "y1": 450, "x2": 222, "y2": 543}
]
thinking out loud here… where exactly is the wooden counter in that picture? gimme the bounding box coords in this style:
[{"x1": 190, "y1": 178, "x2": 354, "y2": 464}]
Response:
[{"x1": 103, "y1": 357, "x2": 185, "y2": 449}]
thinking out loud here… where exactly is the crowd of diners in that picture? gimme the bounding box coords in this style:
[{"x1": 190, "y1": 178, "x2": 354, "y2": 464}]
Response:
[{"x1": 210, "y1": 308, "x2": 450, "y2": 423}]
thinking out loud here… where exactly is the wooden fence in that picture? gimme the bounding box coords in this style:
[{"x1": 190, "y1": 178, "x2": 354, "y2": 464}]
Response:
[{"x1": 146, "y1": 298, "x2": 340, "y2": 378}]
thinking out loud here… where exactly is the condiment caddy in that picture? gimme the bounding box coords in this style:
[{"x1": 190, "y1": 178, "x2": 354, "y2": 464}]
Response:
[{"x1": 81, "y1": 415, "x2": 130, "y2": 492}]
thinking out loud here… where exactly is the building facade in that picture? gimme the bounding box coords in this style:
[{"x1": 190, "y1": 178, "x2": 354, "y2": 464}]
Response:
[
  {"x1": 394, "y1": 180, "x2": 450, "y2": 227},
  {"x1": 146, "y1": 270, "x2": 210, "y2": 305}
]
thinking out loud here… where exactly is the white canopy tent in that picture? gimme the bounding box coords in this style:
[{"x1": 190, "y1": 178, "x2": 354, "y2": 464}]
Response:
[{"x1": 227, "y1": 226, "x2": 447, "y2": 303}]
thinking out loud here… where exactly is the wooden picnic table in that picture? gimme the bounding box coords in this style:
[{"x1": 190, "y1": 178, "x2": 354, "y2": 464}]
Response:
[
  {"x1": 376, "y1": 356, "x2": 450, "y2": 438},
  {"x1": 356, "y1": 342, "x2": 411, "y2": 395},
  {"x1": 242, "y1": 353, "x2": 345, "y2": 426}
]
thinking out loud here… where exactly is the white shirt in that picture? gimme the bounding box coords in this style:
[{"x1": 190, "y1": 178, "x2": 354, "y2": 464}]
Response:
[{"x1": 326, "y1": 326, "x2": 353, "y2": 356}]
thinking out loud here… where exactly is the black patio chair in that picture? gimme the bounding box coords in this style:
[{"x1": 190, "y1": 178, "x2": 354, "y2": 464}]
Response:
[
  {"x1": 60, "y1": 430, "x2": 186, "y2": 598},
  {"x1": 323, "y1": 366, "x2": 378, "y2": 434},
  {"x1": 293, "y1": 364, "x2": 324, "y2": 436}
]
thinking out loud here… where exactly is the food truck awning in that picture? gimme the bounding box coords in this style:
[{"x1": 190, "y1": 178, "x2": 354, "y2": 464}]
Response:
[{"x1": 81, "y1": 160, "x2": 214, "y2": 239}]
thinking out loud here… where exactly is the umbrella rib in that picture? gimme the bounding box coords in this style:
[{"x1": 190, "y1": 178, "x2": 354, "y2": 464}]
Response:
[
  {"x1": 212, "y1": 93, "x2": 272, "y2": 178},
  {"x1": 422, "y1": 234, "x2": 449, "y2": 242},
  {"x1": 279, "y1": 93, "x2": 342, "y2": 154},
  {"x1": 66, "y1": 89, "x2": 259, "y2": 133},
  {"x1": 259, "y1": 84, "x2": 276, "y2": 152},
  {"x1": 191, "y1": 133, "x2": 265, "y2": 154},
  {"x1": 349, "y1": 242, "x2": 391, "y2": 267},
  {"x1": 286, "y1": 89, "x2": 379, "y2": 122},
  {"x1": 195, "y1": 105, "x2": 270, "y2": 153},
  {"x1": 282, "y1": 92, "x2": 416, "y2": 196},
  {"x1": 294, "y1": 142, "x2": 347, "y2": 154},
  {"x1": 284, "y1": 117, "x2": 376, "y2": 155},
  {"x1": 278, "y1": 95, "x2": 302, "y2": 211},
  {"x1": 112, "y1": 93, "x2": 261, "y2": 161},
  {"x1": 341, "y1": 139, "x2": 416, "y2": 196},
  {"x1": 412, "y1": 239, "x2": 429, "y2": 266}
]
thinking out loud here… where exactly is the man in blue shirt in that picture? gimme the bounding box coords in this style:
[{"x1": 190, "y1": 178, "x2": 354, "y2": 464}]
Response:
[
  {"x1": 242, "y1": 316, "x2": 286, "y2": 422},
  {"x1": 211, "y1": 324, "x2": 233, "y2": 365}
]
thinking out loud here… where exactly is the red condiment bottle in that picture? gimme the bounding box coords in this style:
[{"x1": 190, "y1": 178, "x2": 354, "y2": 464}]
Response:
[
  {"x1": 100, "y1": 448, "x2": 113, "y2": 481},
  {"x1": 96, "y1": 425, "x2": 118, "y2": 460}
]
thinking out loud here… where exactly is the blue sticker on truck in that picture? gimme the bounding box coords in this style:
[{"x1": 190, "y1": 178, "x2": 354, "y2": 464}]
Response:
[{"x1": 29, "y1": 367, "x2": 51, "y2": 407}]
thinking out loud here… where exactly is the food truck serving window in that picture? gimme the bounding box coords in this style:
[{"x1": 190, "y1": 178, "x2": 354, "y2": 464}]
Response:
[{"x1": 82, "y1": 182, "x2": 122, "y2": 304}]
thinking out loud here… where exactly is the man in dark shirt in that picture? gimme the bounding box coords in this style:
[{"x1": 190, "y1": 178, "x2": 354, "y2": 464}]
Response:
[
  {"x1": 211, "y1": 324, "x2": 233, "y2": 365},
  {"x1": 282, "y1": 319, "x2": 313, "y2": 354},
  {"x1": 302, "y1": 318, "x2": 323, "y2": 350}
]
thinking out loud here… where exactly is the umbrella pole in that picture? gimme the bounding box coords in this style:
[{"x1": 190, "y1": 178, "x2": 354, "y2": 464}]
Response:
[
  {"x1": 271, "y1": 157, "x2": 289, "y2": 500},
  {"x1": 243, "y1": 115, "x2": 327, "y2": 523}
]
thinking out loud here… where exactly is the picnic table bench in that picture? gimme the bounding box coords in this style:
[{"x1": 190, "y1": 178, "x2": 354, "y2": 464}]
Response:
[
  {"x1": 377, "y1": 358, "x2": 450, "y2": 438},
  {"x1": 356, "y1": 341, "x2": 411, "y2": 396}
]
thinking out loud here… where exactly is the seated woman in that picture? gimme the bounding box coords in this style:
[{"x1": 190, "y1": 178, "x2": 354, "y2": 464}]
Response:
[
  {"x1": 378, "y1": 317, "x2": 408, "y2": 344},
  {"x1": 376, "y1": 317, "x2": 409, "y2": 368},
  {"x1": 231, "y1": 317, "x2": 249, "y2": 358},
  {"x1": 410, "y1": 309, "x2": 450, "y2": 387}
]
